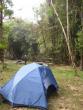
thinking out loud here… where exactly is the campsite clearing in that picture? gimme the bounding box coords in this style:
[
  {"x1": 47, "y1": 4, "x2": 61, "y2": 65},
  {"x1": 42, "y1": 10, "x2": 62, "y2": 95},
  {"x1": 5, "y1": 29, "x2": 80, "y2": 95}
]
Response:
[{"x1": 0, "y1": 60, "x2": 83, "y2": 110}]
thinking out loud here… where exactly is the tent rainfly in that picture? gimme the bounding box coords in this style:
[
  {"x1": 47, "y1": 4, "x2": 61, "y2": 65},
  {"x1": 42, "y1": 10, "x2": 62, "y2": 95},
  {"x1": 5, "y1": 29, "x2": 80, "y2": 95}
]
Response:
[{"x1": 0, "y1": 63, "x2": 58, "y2": 109}]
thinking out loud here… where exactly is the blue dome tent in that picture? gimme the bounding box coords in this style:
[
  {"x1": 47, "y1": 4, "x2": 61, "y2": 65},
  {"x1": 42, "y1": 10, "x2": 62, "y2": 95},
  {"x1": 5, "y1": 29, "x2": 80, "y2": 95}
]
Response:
[{"x1": 0, "y1": 63, "x2": 58, "y2": 109}]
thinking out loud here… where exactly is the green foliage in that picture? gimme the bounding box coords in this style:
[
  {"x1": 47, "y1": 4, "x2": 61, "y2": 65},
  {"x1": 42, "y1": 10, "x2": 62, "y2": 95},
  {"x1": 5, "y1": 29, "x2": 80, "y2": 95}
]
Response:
[
  {"x1": 33, "y1": 1, "x2": 69, "y2": 63},
  {"x1": 7, "y1": 19, "x2": 39, "y2": 59},
  {"x1": 0, "y1": 0, "x2": 13, "y2": 52},
  {"x1": 33, "y1": 0, "x2": 82, "y2": 65},
  {"x1": 77, "y1": 31, "x2": 83, "y2": 51},
  {"x1": 4, "y1": 9, "x2": 13, "y2": 17},
  {"x1": 0, "y1": 0, "x2": 82, "y2": 67},
  {"x1": 0, "y1": 0, "x2": 13, "y2": 17},
  {"x1": 47, "y1": 7, "x2": 54, "y2": 17},
  {"x1": 0, "y1": 39, "x2": 7, "y2": 49}
]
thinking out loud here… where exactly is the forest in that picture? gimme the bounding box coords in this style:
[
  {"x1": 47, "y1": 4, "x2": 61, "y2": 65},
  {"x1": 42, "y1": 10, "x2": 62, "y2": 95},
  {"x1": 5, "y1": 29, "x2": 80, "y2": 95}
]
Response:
[
  {"x1": 0, "y1": 0, "x2": 83, "y2": 70},
  {"x1": 0, "y1": 0, "x2": 83, "y2": 110}
]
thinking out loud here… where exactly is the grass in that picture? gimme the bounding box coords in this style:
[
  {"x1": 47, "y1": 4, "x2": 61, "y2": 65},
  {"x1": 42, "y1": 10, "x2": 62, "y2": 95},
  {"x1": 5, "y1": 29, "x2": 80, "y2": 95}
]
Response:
[{"x1": 0, "y1": 60, "x2": 83, "y2": 110}]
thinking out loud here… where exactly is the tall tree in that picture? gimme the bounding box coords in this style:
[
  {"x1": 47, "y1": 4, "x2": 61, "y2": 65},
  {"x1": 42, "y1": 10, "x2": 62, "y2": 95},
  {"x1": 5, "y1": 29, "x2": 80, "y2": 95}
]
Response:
[
  {"x1": 46, "y1": 0, "x2": 77, "y2": 72},
  {"x1": 77, "y1": 31, "x2": 83, "y2": 70},
  {"x1": 0, "y1": 0, "x2": 3, "y2": 39},
  {"x1": 0, "y1": 0, "x2": 4, "y2": 65},
  {"x1": 0, "y1": 0, "x2": 13, "y2": 68}
]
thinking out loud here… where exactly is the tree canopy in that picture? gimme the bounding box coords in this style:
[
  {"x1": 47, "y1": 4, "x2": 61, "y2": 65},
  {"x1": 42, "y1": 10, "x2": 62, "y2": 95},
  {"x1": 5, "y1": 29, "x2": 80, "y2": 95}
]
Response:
[{"x1": 0, "y1": 0, "x2": 83, "y2": 70}]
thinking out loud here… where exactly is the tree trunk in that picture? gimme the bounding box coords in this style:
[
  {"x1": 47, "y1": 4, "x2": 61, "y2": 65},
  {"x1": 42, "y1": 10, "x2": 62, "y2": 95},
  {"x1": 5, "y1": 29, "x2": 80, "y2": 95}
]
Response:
[
  {"x1": 0, "y1": 0, "x2": 4, "y2": 69},
  {"x1": 50, "y1": 0, "x2": 77, "y2": 72},
  {"x1": 40, "y1": 26, "x2": 47, "y2": 52},
  {"x1": 80, "y1": 51, "x2": 83, "y2": 71},
  {"x1": 80, "y1": 0, "x2": 83, "y2": 71},
  {"x1": 0, "y1": 0, "x2": 3, "y2": 39},
  {"x1": 42, "y1": 30, "x2": 47, "y2": 51}
]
